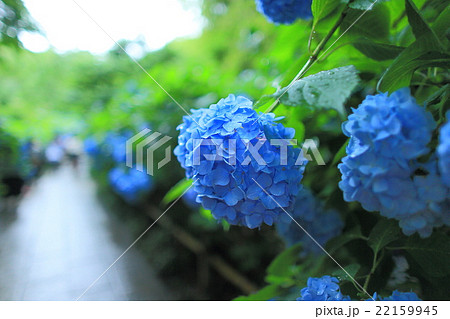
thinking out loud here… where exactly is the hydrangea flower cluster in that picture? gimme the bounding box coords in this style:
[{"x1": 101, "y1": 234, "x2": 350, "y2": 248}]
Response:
[
  {"x1": 255, "y1": 0, "x2": 312, "y2": 24},
  {"x1": 84, "y1": 137, "x2": 99, "y2": 156},
  {"x1": 368, "y1": 290, "x2": 422, "y2": 301},
  {"x1": 277, "y1": 188, "x2": 343, "y2": 255},
  {"x1": 104, "y1": 132, "x2": 132, "y2": 163},
  {"x1": 174, "y1": 94, "x2": 306, "y2": 229},
  {"x1": 108, "y1": 167, "x2": 153, "y2": 203},
  {"x1": 339, "y1": 88, "x2": 449, "y2": 237},
  {"x1": 297, "y1": 276, "x2": 351, "y2": 301},
  {"x1": 437, "y1": 113, "x2": 450, "y2": 187}
]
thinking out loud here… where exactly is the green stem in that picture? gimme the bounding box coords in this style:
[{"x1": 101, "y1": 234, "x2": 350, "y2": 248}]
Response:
[
  {"x1": 265, "y1": 6, "x2": 350, "y2": 114},
  {"x1": 363, "y1": 250, "x2": 384, "y2": 291}
]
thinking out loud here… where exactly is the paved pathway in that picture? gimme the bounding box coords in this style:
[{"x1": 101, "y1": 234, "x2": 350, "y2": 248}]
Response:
[{"x1": 0, "y1": 162, "x2": 173, "y2": 300}]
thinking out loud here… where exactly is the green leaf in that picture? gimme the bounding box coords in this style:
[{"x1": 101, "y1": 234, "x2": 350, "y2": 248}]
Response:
[
  {"x1": 279, "y1": 65, "x2": 360, "y2": 115},
  {"x1": 312, "y1": 0, "x2": 343, "y2": 26},
  {"x1": 349, "y1": 0, "x2": 385, "y2": 10},
  {"x1": 161, "y1": 178, "x2": 193, "y2": 205},
  {"x1": 368, "y1": 218, "x2": 401, "y2": 254},
  {"x1": 332, "y1": 263, "x2": 361, "y2": 282},
  {"x1": 341, "y1": 5, "x2": 390, "y2": 40},
  {"x1": 432, "y1": 5, "x2": 450, "y2": 38},
  {"x1": 352, "y1": 38, "x2": 405, "y2": 61},
  {"x1": 405, "y1": 0, "x2": 437, "y2": 41},
  {"x1": 233, "y1": 284, "x2": 282, "y2": 301},
  {"x1": 377, "y1": 42, "x2": 450, "y2": 92},
  {"x1": 266, "y1": 243, "x2": 302, "y2": 282},
  {"x1": 401, "y1": 232, "x2": 450, "y2": 278}
]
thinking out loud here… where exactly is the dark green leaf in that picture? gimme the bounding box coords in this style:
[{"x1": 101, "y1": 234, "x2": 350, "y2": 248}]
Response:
[
  {"x1": 432, "y1": 5, "x2": 450, "y2": 38},
  {"x1": 353, "y1": 38, "x2": 405, "y2": 61},
  {"x1": 402, "y1": 232, "x2": 450, "y2": 278},
  {"x1": 331, "y1": 139, "x2": 349, "y2": 166},
  {"x1": 161, "y1": 178, "x2": 192, "y2": 205},
  {"x1": 405, "y1": 0, "x2": 437, "y2": 41},
  {"x1": 332, "y1": 263, "x2": 361, "y2": 282},
  {"x1": 326, "y1": 225, "x2": 363, "y2": 254},
  {"x1": 368, "y1": 218, "x2": 401, "y2": 254},
  {"x1": 377, "y1": 38, "x2": 450, "y2": 92},
  {"x1": 279, "y1": 65, "x2": 360, "y2": 115},
  {"x1": 233, "y1": 284, "x2": 282, "y2": 301}
]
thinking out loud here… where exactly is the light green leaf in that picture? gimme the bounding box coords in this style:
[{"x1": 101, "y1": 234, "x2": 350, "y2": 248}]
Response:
[
  {"x1": 368, "y1": 218, "x2": 401, "y2": 254},
  {"x1": 312, "y1": 0, "x2": 343, "y2": 26},
  {"x1": 161, "y1": 178, "x2": 193, "y2": 205},
  {"x1": 279, "y1": 65, "x2": 360, "y2": 115}
]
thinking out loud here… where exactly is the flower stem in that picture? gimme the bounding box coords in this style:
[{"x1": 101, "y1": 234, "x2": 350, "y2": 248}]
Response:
[{"x1": 264, "y1": 6, "x2": 350, "y2": 114}]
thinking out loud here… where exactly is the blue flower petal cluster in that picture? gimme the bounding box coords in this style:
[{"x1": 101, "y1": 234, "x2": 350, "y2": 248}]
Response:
[
  {"x1": 277, "y1": 188, "x2": 343, "y2": 255},
  {"x1": 339, "y1": 88, "x2": 449, "y2": 237},
  {"x1": 438, "y1": 112, "x2": 450, "y2": 187},
  {"x1": 84, "y1": 137, "x2": 99, "y2": 156},
  {"x1": 174, "y1": 94, "x2": 307, "y2": 229},
  {"x1": 255, "y1": 0, "x2": 312, "y2": 24},
  {"x1": 104, "y1": 132, "x2": 132, "y2": 163},
  {"x1": 382, "y1": 290, "x2": 422, "y2": 301},
  {"x1": 108, "y1": 167, "x2": 153, "y2": 202},
  {"x1": 297, "y1": 276, "x2": 351, "y2": 301}
]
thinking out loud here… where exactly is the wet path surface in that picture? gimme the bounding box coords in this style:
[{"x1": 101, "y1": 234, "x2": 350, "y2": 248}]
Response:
[{"x1": 0, "y1": 163, "x2": 173, "y2": 300}]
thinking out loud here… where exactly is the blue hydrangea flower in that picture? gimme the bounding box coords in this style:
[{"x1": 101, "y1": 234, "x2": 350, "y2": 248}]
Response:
[
  {"x1": 104, "y1": 132, "x2": 132, "y2": 163},
  {"x1": 174, "y1": 94, "x2": 307, "y2": 229},
  {"x1": 339, "y1": 88, "x2": 448, "y2": 238},
  {"x1": 108, "y1": 166, "x2": 153, "y2": 202},
  {"x1": 256, "y1": 0, "x2": 312, "y2": 24},
  {"x1": 297, "y1": 276, "x2": 351, "y2": 301},
  {"x1": 84, "y1": 137, "x2": 99, "y2": 156},
  {"x1": 438, "y1": 112, "x2": 450, "y2": 187},
  {"x1": 383, "y1": 290, "x2": 422, "y2": 301},
  {"x1": 277, "y1": 188, "x2": 343, "y2": 255},
  {"x1": 367, "y1": 290, "x2": 422, "y2": 301}
]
